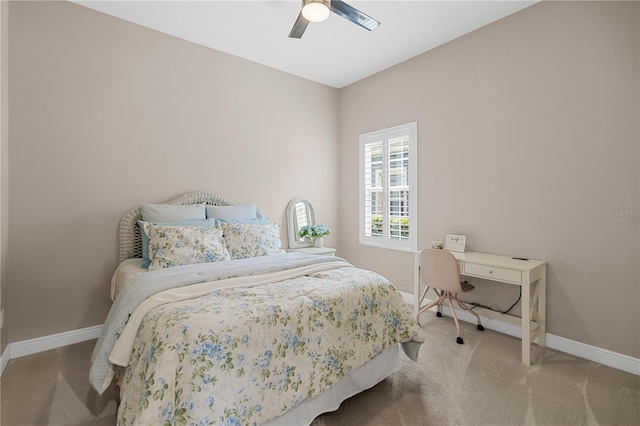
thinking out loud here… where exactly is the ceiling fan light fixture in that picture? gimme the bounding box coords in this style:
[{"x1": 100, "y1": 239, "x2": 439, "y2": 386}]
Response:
[
  {"x1": 289, "y1": 0, "x2": 380, "y2": 39},
  {"x1": 302, "y1": 0, "x2": 330, "y2": 23}
]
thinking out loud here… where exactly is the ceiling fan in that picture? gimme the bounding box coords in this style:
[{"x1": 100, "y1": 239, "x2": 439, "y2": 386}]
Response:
[{"x1": 289, "y1": 0, "x2": 381, "y2": 39}]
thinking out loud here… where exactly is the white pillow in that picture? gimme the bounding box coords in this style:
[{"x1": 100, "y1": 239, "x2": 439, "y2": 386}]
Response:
[
  {"x1": 144, "y1": 223, "x2": 231, "y2": 270},
  {"x1": 206, "y1": 204, "x2": 257, "y2": 220},
  {"x1": 220, "y1": 222, "x2": 285, "y2": 260},
  {"x1": 140, "y1": 203, "x2": 206, "y2": 222}
]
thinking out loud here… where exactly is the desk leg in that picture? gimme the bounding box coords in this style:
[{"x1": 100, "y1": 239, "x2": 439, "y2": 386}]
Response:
[
  {"x1": 413, "y1": 251, "x2": 420, "y2": 319},
  {"x1": 521, "y1": 278, "x2": 531, "y2": 366},
  {"x1": 538, "y1": 270, "x2": 547, "y2": 348}
]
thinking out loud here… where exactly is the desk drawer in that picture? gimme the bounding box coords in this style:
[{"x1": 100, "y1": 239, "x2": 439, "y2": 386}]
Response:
[{"x1": 464, "y1": 262, "x2": 522, "y2": 284}]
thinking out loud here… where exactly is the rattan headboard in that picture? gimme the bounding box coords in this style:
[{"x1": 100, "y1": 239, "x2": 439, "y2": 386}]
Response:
[{"x1": 118, "y1": 191, "x2": 265, "y2": 263}]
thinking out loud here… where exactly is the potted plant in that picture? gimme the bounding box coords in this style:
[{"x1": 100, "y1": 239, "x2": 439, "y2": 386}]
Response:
[{"x1": 298, "y1": 224, "x2": 331, "y2": 248}]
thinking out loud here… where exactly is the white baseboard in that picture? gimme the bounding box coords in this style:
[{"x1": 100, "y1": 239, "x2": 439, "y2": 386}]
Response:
[
  {"x1": 10, "y1": 324, "x2": 103, "y2": 359},
  {"x1": 2, "y1": 296, "x2": 640, "y2": 378},
  {"x1": 400, "y1": 291, "x2": 640, "y2": 376},
  {"x1": 1, "y1": 324, "x2": 103, "y2": 377}
]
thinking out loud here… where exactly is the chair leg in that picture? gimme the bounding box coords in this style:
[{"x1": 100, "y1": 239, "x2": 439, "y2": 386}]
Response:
[
  {"x1": 450, "y1": 296, "x2": 485, "y2": 331},
  {"x1": 418, "y1": 292, "x2": 485, "y2": 343},
  {"x1": 418, "y1": 285, "x2": 431, "y2": 307},
  {"x1": 446, "y1": 294, "x2": 464, "y2": 344},
  {"x1": 433, "y1": 289, "x2": 443, "y2": 317},
  {"x1": 416, "y1": 294, "x2": 447, "y2": 322}
]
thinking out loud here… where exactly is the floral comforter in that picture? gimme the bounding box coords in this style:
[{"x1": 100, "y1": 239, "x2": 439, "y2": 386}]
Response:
[{"x1": 96, "y1": 254, "x2": 424, "y2": 425}]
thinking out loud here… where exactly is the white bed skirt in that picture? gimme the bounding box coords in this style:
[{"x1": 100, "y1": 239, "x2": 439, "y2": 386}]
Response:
[{"x1": 266, "y1": 344, "x2": 400, "y2": 426}]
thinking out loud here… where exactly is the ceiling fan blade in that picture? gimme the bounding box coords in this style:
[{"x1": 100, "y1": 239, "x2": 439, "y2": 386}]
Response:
[
  {"x1": 330, "y1": 0, "x2": 381, "y2": 31},
  {"x1": 288, "y1": 12, "x2": 309, "y2": 39}
]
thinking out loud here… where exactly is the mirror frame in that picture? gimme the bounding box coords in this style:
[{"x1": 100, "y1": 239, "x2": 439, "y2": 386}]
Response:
[{"x1": 286, "y1": 196, "x2": 317, "y2": 249}]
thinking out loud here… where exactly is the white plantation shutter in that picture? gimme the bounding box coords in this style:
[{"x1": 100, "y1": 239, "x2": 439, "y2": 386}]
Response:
[
  {"x1": 359, "y1": 122, "x2": 417, "y2": 251},
  {"x1": 363, "y1": 140, "x2": 383, "y2": 238}
]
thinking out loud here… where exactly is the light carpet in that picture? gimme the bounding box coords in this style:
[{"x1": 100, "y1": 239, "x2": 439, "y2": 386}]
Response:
[{"x1": 2, "y1": 313, "x2": 638, "y2": 425}]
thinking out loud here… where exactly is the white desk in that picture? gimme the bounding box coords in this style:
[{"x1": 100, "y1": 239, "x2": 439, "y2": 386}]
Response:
[{"x1": 414, "y1": 250, "x2": 547, "y2": 366}]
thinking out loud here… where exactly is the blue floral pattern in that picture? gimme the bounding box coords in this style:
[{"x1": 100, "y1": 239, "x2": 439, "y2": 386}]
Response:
[
  {"x1": 221, "y1": 222, "x2": 285, "y2": 260},
  {"x1": 144, "y1": 224, "x2": 231, "y2": 271},
  {"x1": 117, "y1": 266, "x2": 424, "y2": 425}
]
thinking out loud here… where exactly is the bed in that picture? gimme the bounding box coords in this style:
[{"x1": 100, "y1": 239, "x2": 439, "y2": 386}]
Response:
[{"x1": 90, "y1": 191, "x2": 424, "y2": 425}]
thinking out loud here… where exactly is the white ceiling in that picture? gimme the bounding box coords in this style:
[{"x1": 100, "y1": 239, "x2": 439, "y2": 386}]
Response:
[{"x1": 74, "y1": 0, "x2": 538, "y2": 89}]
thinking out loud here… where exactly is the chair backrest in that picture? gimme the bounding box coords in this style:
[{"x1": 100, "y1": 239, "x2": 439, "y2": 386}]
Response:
[{"x1": 420, "y1": 248, "x2": 463, "y2": 293}]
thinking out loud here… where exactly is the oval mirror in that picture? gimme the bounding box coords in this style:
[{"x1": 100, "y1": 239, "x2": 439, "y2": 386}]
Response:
[{"x1": 286, "y1": 196, "x2": 317, "y2": 249}]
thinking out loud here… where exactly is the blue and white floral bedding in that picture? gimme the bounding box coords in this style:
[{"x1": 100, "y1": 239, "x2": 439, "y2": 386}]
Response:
[{"x1": 91, "y1": 253, "x2": 424, "y2": 426}]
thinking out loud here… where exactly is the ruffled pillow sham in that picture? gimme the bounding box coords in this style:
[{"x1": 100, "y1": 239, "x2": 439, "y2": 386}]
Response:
[
  {"x1": 220, "y1": 222, "x2": 285, "y2": 260},
  {"x1": 144, "y1": 223, "x2": 231, "y2": 271},
  {"x1": 139, "y1": 218, "x2": 218, "y2": 268}
]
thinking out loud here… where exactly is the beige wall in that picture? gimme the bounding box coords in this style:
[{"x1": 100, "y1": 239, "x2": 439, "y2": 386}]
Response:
[
  {"x1": 1, "y1": 0, "x2": 7, "y2": 356},
  {"x1": 7, "y1": 1, "x2": 339, "y2": 343},
  {"x1": 338, "y1": 1, "x2": 639, "y2": 358},
  {"x1": 5, "y1": 0, "x2": 639, "y2": 362}
]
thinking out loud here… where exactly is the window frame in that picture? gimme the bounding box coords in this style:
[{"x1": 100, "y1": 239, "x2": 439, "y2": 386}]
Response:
[{"x1": 359, "y1": 121, "x2": 418, "y2": 252}]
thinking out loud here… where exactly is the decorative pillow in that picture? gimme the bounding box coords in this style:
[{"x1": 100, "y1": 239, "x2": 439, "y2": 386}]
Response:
[
  {"x1": 221, "y1": 222, "x2": 285, "y2": 260},
  {"x1": 144, "y1": 223, "x2": 231, "y2": 271},
  {"x1": 140, "y1": 203, "x2": 206, "y2": 222},
  {"x1": 206, "y1": 204, "x2": 257, "y2": 220},
  {"x1": 139, "y1": 218, "x2": 218, "y2": 268}
]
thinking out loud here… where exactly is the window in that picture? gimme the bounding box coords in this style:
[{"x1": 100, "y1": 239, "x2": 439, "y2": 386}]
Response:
[{"x1": 359, "y1": 122, "x2": 417, "y2": 251}]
